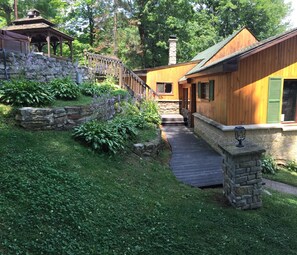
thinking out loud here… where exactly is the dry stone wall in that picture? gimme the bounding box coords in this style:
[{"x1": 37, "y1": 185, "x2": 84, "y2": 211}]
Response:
[
  {"x1": 158, "y1": 100, "x2": 180, "y2": 114},
  {"x1": 16, "y1": 98, "x2": 117, "y2": 130},
  {"x1": 0, "y1": 50, "x2": 88, "y2": 82},
  {"x1": 133, "y1": 129, "x2": 163, "y2": 157}
]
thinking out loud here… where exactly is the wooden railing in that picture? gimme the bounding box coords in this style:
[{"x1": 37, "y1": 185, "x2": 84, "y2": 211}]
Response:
[{"x1": 84, "y1": 52, "x2": 158, "y2": 99}]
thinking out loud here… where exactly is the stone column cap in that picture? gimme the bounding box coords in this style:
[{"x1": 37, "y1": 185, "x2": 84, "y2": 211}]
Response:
[{"x1": 219, "y1": 141, "x2": 266, "y2": 156}]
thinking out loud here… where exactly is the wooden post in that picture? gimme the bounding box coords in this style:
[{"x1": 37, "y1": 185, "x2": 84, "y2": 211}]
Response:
[
  {"x1": 60, "y1": 37, "x2": 63, "y2": 57},
  {"x1": 46, "y1": 32, "x2": 51, "y2": 57}
]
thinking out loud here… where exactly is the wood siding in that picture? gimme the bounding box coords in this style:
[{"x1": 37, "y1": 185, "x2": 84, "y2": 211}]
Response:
[
  {"x1": 146, "y1": 63, "x2": 197, "y2": 100},
  {"x1": 227, "y1": 35, "x2": 297, "y2": 125},
  {"x1": 205, "y1": 28, "x2": 258, "y2": 66},
  {"x1": 190, "y1": 34, "x2": 297, "y2": 126},
  {"x1": 191, "y1": 74, "x2": 229, "y2": 125}
]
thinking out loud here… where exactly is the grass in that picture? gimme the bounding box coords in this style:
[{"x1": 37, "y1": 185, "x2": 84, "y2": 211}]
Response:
[
  {"x1": 51, "y1": 94, "x2": 93, "y2": 107},
  {"x1": 135, "y1": 125, "x2": 159, "y2": 143},
  {"x1": 1, "y1": 106, "x2": 297, "y2": 254},
  {"x1": 264, "y1": 168, "x2": 297, "y2": 188}
]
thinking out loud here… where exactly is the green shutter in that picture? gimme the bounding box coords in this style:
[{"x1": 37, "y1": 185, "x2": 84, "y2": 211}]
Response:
[
  {"x1": 209, "y1": 80, "x2": 215, "y2": 101},
  {"x1": 198, "y1": 82, "x2": 202, "y2": 98},
  {"x1": 267, "y1": 77, "x2": 282, "y2": 123}
]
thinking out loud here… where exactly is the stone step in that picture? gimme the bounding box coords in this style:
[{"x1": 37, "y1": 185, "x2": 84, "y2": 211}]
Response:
[{"x1": 161, "y1": 114, "x2": 185, "y2": 125}]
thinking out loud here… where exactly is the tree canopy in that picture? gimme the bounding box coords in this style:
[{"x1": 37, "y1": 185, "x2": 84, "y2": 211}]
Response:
[{"x1": 0, "y1": 0, "x2": 292, "y2": 68}]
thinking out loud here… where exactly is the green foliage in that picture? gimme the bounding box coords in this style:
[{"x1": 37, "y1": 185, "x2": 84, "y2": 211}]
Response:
[
  {"x1": 140, "y1": 99, "x2": 161, "y2": 125},
  {"x1": 73, "y1": 99, "x2": 159, "y2": 154},
  {"x1": 73, "y1": 120, "x2": 125, "y2": 154},
  {"x1": 80, "y1": 81, "x2": 101, "y2": 96},
  {"x1": 50, "y1": 77, "x2": 80, "y2": 100},
  {"x1": 261, "y1": 155, "x2": 279, "y2": 175},
  {"x1": 0, "y1": 79, "x2": 54, "y2": 107},
  {"x1": 1, "y1": 107, "x2": 297, "y2": 254},
  {"x1": 285, "y1": 160, "x2": 297, "y2": 173},
  {"x1": 80, "y1": 79, "x2": 129, "y2": 98}
]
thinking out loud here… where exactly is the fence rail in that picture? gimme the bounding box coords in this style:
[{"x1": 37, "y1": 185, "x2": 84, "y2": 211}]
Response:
[{"x1": 84, "y1": 52, "x2": 158, "y2": 99}]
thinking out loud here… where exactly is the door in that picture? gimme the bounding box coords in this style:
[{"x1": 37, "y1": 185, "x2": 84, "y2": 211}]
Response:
[{"x1": 190, "y1": 83, "x2": 197, "y2": 127}]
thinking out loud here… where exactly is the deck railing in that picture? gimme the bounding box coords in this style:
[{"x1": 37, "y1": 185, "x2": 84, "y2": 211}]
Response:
[{"x1": 84, "y1": 52, "x2": 158, "y2": 99}]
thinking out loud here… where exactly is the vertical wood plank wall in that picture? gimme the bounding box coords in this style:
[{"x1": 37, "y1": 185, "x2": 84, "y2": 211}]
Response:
[
  {"x1": 191, "y1": 35, "x2": 297, "y2": 125},
  {"x1": 205, "y1": 28, "x2": 258, "y2": 66},
  {"x1": 146, "y1": 63, "x2": 197, "y2": 100},
  {"x1": 227, "y1": 35, "x2": 297, "y2": 125}
]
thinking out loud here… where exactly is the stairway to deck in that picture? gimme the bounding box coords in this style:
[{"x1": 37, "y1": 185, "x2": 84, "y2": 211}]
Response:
[
  {"x1": 162, "y1": 125, "x2": 223, "y2": 188},
  {"x1": 161, "y1": 114, "x2": 186, "y2": 125}
]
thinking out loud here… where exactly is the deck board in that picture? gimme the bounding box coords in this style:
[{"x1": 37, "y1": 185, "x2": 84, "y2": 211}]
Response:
[{"x1": 162, "y1": 125, "x2": 223, "y2": 187}]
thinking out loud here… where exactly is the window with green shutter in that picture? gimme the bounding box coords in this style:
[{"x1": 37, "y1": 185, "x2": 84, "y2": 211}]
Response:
[{"x1": 267, "y1": 77, "x2": 283, "y2": 123}]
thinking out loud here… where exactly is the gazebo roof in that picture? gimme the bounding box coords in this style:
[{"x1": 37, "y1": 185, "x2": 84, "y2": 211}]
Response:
[
  {"x1": 5, "y1": 9, "x2": 73, "y2": 41},
  {"x1": 3, "y1": 9, "x2": 74, "y2": 59}
]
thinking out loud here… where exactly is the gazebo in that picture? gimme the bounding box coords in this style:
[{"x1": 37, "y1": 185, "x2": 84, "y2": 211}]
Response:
[{"x1": 4, "y1": 9, "x2": 74, "y2": 59}]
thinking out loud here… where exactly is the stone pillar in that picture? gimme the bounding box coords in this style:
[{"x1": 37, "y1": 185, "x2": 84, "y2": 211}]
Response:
[
  {"x1": 168, "y1": 35, "x2": 177, "y2": 65},
  {"x1": 219, "y1": 142, "x2": 265, "y2": 210}
]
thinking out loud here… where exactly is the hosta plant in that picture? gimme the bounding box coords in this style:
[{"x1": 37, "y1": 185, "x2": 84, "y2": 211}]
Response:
[
  {"x1": 0, "y1": 79, "x2": 54, "y2": 107},
  {"x1": 73, "y1": 120, "x2": 125, "y2": 154},
  {"x1": 50, "y1": 77, "x2": 80, "y2": 100}
]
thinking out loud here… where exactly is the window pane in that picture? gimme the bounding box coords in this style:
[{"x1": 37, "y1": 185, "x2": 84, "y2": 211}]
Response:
[
  {"x1": 156, "y1": 83, "x2": 164, "y2": 93},
  {"x1": 165, "y1": 83, "x2": 172, "y2": 93},
  {"x1": 156, "y1": 82, "x2": 172, "y2": 94},
  {"x1": 282, "y1": 80, "x2": 297, "y2": 122}
]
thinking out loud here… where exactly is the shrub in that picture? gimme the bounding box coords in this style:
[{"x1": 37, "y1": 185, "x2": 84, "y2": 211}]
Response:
[
  {"x1": 50, "y1": 77, "x2": 80, "y2": 100},
  {"x1": 261, "y1": 155, "x2": 279, "y2": 175},
  {"x1": 73, "y1": 120, "x2": 125, "y2": 154},
  {"x1": 80, "y1": 82, "x2": 100, "y2": 96},
  {"x1": 285, "y1": 160, "x2": 297, "y2": 172},
  {"x1": 112, "y1": 116, "x2": 138, "y2": 139},
  {"x1": 112, "y1": 88, "x2": 129, "y2": 98},
  {"x1": 140, "y1": 100, "x2": 161, "y2": 125},
  {"x1": 0, "y1": 79, "x2": 54, "y2": 107}
]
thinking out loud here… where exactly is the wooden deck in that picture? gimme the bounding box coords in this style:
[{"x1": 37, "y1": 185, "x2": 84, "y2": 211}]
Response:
[{"x1": 162, "y1": 125, "x2": 223, "y2": 187}]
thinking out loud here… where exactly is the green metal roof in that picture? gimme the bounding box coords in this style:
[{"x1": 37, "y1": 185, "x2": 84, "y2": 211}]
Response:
[
  {"x1": 187, "y1": 27, "x2": 297, "y2": 76},
  {"x1": 186, "y1": 28, "x2": 246, "y2": 76}
]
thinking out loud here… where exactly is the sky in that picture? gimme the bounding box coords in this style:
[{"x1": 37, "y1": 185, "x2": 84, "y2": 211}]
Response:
[{"x1": 284, "y1": 0, "x2": 297, "y2": 28}]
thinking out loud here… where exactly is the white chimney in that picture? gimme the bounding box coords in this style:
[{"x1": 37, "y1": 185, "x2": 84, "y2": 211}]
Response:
[{"x1": 168, "y1": 35, "x2": 177, "y2": 65}]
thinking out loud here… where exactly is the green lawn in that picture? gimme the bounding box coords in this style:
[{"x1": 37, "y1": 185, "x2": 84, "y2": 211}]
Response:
[
  {"x1": 1, "y1": 105, "x2": 297, "y2": 254},
  {"x1": 52, "y1": 94, "x2": 93, "y2": 107},
  {"x1": 264, "y1": 168, "x2": 297, "y2": 188}
]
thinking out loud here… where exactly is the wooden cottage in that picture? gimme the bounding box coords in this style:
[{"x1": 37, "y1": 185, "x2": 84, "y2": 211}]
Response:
[
  {"x1": 180, "y1": 28, "x2": 297, "y2": 161},
  {"x1": 135, "y1": 61, "x2": 198, "y2": 114}
]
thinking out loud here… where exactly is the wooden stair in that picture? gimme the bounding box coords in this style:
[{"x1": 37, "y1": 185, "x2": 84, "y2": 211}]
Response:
[{"x1": 84, "y1": 52, "x2": 158, "y2": 99}]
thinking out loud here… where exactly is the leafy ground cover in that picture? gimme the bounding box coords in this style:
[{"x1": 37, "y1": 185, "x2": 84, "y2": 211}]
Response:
[{"x1": 1, "y1": 108, "x2": 297, "y2": 254}]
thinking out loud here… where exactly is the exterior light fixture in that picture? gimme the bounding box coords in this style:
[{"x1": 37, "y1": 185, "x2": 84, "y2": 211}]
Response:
[{"x1": 234, "y1": 126, "x2": 246, "y2": 147}]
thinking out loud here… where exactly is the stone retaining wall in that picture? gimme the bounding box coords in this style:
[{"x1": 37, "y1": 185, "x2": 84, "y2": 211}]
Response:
[
  {"x1": 157, "y1": 100, "x2": 180, "y2": 114},
  {"x1": 133, "y1": 128, "x2": 163, "y2": 157},
  {"x1": 193, "y1": 113, "x2": 297, "y2": 162},
  {"x1": 0, "y1": 50, "x2": 88, "y2": 82},
  {"x1": 16, "y1": 98, "x2": 117, "y2": 130}
]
